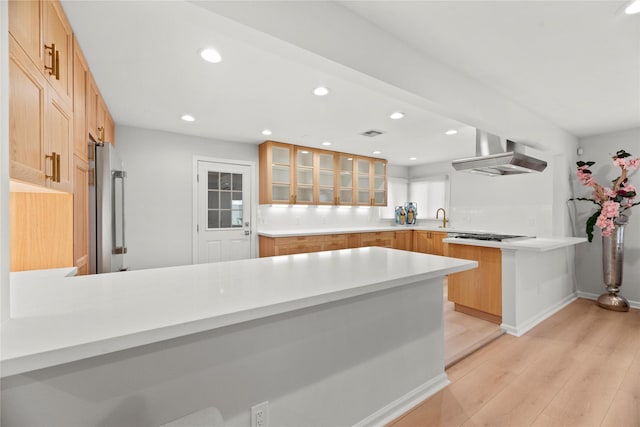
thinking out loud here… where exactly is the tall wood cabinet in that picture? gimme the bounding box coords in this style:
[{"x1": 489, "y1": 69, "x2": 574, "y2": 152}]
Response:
[
  {"x1": 9, "y1": 35, "x2": 72, "y2": 192},
  {"x1": 8, "y1": 0, "x2": 115, "y2": 273}
]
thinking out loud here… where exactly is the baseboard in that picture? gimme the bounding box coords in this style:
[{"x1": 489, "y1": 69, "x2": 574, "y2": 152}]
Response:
[
  {"x1": 353, "y1": 373, "x2": 450, "y2": 427},
  {"x1": 501, "y1": 293, "x2": 578, "y2": 337},
  {"x1": 577, "y1": 291, "x2": 640, "y2": 309}
]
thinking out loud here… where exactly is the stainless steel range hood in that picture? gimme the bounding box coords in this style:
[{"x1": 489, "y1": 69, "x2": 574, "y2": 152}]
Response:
[{"x1": 452, "y1": 130, "x2": 547, "y2": 176}]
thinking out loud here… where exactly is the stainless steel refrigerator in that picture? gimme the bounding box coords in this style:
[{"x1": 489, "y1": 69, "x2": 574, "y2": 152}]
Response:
[{"x1": 89, "y1": 142, "x2": 128, "y2": 273}]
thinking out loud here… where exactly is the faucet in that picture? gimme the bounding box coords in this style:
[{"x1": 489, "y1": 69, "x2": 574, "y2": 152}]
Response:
[{"x1": 436, "y1": 208, "x2": 448, "y2": 228}]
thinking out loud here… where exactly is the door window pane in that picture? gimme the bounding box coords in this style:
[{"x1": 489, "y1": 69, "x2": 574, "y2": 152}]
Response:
[
  {"x1": 220, "y1": 210, "x2": 232, "y2": 228},
  {"x1": 220, "y1": 173, "x2": 231, "y2": 190},
  {"x1": 208, "y1": 172, "x2": 219, "y2": 189},
  {"x1": 220, "y1": 192, "x2": 231, "y2": 209},
  {"x1": 319, "y1": 188, "x2": 333, "y2": 203},
  {"x1": 207, "y1": 170, "x2": 245, "y2": 229},
  {"x1": 208, "y1": 191, "x2": 219, "y2": 209},
  {"x1": 232, "y1": 173, "x2": 242, "y2": 191},
  {"x1": 208, "y1": 210, "x2": 219, "y2": 228},
  {"x1": 340, "y1": 190, "x2": 353, "y2": 203}
]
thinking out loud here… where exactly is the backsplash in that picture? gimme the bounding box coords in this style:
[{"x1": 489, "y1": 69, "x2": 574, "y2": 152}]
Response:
[
  {"x1": 258, "y1": 205, "x2": 387, "y2": 230},
  {"x1": 258, "y1": 203, "x2": 552, "y2": 237}
]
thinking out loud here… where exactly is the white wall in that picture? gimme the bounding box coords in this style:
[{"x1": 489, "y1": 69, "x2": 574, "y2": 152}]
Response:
[
  {"x1": 115, "y1": 126, "x2": 258, "y2": 270},
  {"x1": 574, "y1": 128, "x2": 640, "y2": 306},
  {"x1": 409, "y1": 146, "x2": 561, "y2": 237}
]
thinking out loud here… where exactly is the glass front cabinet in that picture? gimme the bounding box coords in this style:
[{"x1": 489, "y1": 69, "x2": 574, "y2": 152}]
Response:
[{"x1": 259, "y1": 141, "x2": 387, "y2": 206}]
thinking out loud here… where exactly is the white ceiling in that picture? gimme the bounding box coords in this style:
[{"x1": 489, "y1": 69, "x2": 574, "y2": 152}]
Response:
[{"x1": 61, "y1": 1, "x2": 640, "y2": 167}]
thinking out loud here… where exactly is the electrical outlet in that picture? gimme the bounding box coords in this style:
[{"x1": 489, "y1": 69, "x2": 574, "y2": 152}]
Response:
[{"x1": 251, "y1": 401, "x2": 269, "y2": 427}]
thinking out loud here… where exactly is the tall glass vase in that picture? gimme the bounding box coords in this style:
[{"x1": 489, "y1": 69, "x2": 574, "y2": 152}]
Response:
[{"x1": 597, "y1": 214, "x2": 630, "y2": 312}]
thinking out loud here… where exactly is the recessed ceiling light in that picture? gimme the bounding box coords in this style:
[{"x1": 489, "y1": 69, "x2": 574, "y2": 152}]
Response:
[
  {"x1": 390, "y1": 112, "x2": 404, "y2": 120},
  {"x1": 445, "y1": 130, "x2": 458, "y2": 135},
  {"x1": 181, "y1": 114, "x2": 195, "y2": 122},
  {"x1": 625, "y1": 0, "x2": 640, "y2": 14},
  {"x1": 261, "y1": 129, "x2": 272, "y2": 136},
  {"x1": 200, "y1": 48, "x2": 222, "y2": 63},
  {"x1": 322, "y1": 141, "x2": 332, "y2": 146},
  {"x1": 409, "y1": 157, "x2": 417, "y2": 161},
  {"x1": 313, "y1": 86, "x2": 329, "y2": 96},
  {"x1": 373, "y1": 150, "x2": 381, "y2": 155}
]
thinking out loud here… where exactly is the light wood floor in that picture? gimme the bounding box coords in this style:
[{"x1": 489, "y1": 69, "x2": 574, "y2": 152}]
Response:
[
  {"x1": 390, "y1": 298, "x2": 640, "y2": 427},
  {"x1": 444, "y1": 284, "x2": 503, "y2": 367}
]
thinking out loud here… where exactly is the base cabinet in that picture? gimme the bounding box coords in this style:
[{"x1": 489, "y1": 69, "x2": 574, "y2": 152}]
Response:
[
  {"x1": 413, "y1": 230, "x2": 447, "y2": 256},
  {"x1": 447, "y1": 244, "x2": 502, "y2": 323}
]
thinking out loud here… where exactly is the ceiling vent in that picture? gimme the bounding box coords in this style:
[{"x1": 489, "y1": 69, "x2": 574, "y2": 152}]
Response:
[{"x1": 361, "y1": 129, "x2": 384, "y2": 137}]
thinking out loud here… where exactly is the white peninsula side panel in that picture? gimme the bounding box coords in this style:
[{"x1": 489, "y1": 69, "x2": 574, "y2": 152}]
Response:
[{"x1": 2, "y1": 248, "x2": 476, "y2": 427}]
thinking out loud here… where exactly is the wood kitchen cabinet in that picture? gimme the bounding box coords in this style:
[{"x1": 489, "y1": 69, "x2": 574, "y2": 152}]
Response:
[
  {"x1": 9, "y1": 35, "x2": 72, "y2": 192},
  {"x1": 359, "y1": 231, "x2": 395, "y2": 248},
  {"x1": 393, "y1": 230, "x2": 413, "y2": 251},
  {"x1": 10, "y1": 192, "x2": 74, "y2": 272},
  {"x1": 336, "y1": 154, "x2": 354, "y2": 205},
  {"x1": 259, "y1": 141, "x2": 387, "y2": 206},
  {"x1": 259, "y1": 141, "x2": 295, "y2": 204},
  {"x1": 413, "y1": 230, "x2": 448, "y2": 256},
  {"x1": 86, "y1": 72, "x2": 115, "y2": 145},
  {"x1": 447, "y1": 244, "x2": 502, "y2": 324},
  {"x1": 9, "y1": 0, "x2": 72, "y2": 105},
  {"x1": 293, "y1": 147, "x2": 336, "y2": 205}
]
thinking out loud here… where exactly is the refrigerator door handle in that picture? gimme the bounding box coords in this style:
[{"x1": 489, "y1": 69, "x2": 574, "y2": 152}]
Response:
[{"x1": 112, "y1": 170, "x2": 128, "y2": 255}]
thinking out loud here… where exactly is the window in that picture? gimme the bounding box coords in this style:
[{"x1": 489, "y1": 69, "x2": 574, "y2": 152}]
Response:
[
  {"x1": 408, "y1": 175, "x2": 449, "y2": 220},
  {"x1": 381, "y1": 177, "x2": 408, "y2": 219}
]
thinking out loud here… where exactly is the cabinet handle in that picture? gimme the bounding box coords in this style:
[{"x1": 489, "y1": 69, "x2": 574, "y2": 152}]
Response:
[
  {"x1": 55, "y1": 153, "x2": 61, "y2": 182},
  {"x1": 98, "y1": 126, "x2": 105, "y2": 142},
  {"x1": 44, "y1": 43, "x2": 56, "y2": 77},
  {"x1": 89, "y1": 167, "x2": 95, "y2": 187},
  {"x1": 45, "y1": 153, "x2": 55, "y2": 181},
  {"x1": 45, "y1": 152, "x2": 60, "y2": 182},
  {"x1": 54, "y1": 49, "x2": 60, "y2": 80}
]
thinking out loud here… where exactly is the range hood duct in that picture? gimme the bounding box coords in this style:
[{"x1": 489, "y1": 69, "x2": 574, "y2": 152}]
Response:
[{"x1": 452, "y1": 130, "x2": 547, "y2": 176}]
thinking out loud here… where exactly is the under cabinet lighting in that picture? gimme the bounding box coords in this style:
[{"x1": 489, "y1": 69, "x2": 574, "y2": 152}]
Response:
[
  {"x1": 181, "y1": 114, "x2": 195, "y2": 122},
  {"x1": 200, "y1": 48, "x2": 222, "y2": 63}
]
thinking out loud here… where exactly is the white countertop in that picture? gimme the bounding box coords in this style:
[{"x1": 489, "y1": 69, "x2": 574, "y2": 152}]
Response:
[
  {"x1": 9, "y1": 266, "x2": 78, "y2": 284},
  {"x1": 1, "y1": 247, "x2": 477, "y2": 377},
  {"x1": 443, "y1": 236, "x2": 587, "y2": 252}
]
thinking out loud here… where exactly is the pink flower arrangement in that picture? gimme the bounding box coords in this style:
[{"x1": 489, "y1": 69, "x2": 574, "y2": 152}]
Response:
[{"x1": 573, "y1": 149, "x2": 639, "y2": 241}]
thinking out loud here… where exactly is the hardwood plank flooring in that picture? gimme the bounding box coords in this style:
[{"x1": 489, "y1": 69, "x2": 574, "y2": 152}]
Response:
[{"x1": 390, "y1": 298, "x2": 640, "y2": 427}]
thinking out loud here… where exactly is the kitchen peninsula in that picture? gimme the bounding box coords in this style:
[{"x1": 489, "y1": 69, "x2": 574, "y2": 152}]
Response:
[
  {"x1": 444, "y1": 235, "x2": 587, "y2": 336},
  {"x1": 1, "y1": 247, "x2": 476, "y2": 427}
]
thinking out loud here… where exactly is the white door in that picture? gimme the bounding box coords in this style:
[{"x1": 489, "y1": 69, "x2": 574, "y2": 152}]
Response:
[{"x1": 197, "y1": 161, "x2": 252, "y2": 263}]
